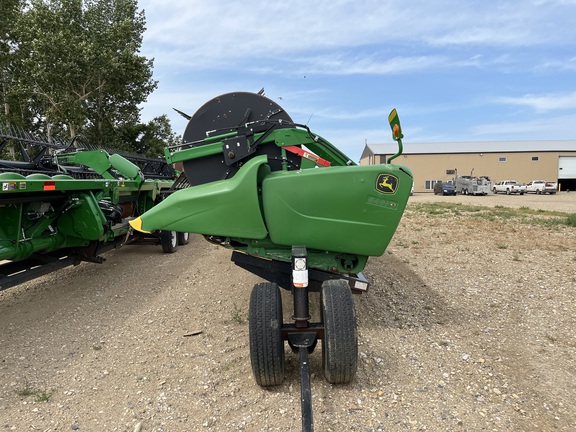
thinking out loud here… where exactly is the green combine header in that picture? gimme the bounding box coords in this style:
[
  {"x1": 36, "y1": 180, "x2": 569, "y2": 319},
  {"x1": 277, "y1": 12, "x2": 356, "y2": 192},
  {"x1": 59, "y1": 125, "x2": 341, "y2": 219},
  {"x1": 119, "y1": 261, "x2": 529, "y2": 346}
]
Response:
[
  {"x1": 130, "y1": 91, "x2": 414, "y2": 431},
  {"x1": 0, "y1": 129, "x2": 188, "y2": 289}
]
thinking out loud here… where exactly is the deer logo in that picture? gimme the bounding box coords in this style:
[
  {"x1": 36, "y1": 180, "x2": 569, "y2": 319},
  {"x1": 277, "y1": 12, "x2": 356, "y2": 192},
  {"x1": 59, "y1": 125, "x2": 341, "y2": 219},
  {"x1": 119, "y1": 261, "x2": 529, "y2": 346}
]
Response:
[{"x1": 376, "y1": 174, "x2": 398, "y2": 194}]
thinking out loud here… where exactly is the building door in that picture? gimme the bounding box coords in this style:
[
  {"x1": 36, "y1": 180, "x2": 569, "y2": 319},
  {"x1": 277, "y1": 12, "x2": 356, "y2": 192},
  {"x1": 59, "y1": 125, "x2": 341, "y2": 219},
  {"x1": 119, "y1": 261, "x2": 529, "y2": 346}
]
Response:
[{"x1": 558, "y1": 156, "x2": 576, "y2": 191}]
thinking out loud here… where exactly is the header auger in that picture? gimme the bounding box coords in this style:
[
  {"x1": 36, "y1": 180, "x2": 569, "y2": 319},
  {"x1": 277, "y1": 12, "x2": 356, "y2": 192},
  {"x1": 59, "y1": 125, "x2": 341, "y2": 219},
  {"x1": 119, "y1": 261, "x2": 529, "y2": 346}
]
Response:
[{"x1": 130, "y1": 91, "x2": 414, "y2": 431}]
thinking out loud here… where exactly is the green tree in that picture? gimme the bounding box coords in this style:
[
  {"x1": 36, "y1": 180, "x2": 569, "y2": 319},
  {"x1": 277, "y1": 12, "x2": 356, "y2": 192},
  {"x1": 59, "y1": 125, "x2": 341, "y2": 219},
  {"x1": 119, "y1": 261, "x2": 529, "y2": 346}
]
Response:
[
  {"x1": 0, "y1": 0, "x2": 24, "y2": 126},
  {"x1": 82, "y1": 0, "x2": 157, "y2": 147},
  {"x1": 143, "y1": 115, "x2": 181, "y2": 157},
  {"x1": 12, "y1": 0, "x2": 157, "y2": 144},
  {"x1": 120, "y1": 115, "x2": 180, "y2": 158}
]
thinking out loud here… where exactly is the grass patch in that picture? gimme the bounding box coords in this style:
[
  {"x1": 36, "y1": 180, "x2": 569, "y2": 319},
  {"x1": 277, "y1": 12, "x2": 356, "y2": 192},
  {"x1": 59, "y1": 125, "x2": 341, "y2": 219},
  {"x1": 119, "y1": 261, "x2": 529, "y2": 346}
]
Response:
[
  {"x1": 395, "y1": 240, "x2": 409, "y2": 248},
  {"x1": 15, "y1": 381, "x2": 54, "y2": 402},
  {"x1": 545, "y1": 334, "x2": 557, "y2": 343},
  {"x1": 410, "y1": 202, "x2": 575, "y2": 227},
  {"x1": 231, "y1": 303, "x2": 246, "y2": 324},
  {"x1": 34, "y1": 389, "x2": 54, "y2": 402},
  {"x1": 221, "y1": 359, "x2": 239, "y2": 372}
]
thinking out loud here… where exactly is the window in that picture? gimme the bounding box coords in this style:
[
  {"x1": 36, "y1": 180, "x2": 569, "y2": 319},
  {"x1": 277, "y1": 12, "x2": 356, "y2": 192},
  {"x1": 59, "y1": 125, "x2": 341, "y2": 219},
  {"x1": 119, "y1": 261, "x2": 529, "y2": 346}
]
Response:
[
  {"x1": 498, "y1": 157, "x2": 507, "y2": 162},
  {"x1": 425, "y1": 180, "x2": 442, "y2": 190},
  {"x1": 531, "y1": 156, "x2": 540, "y2": 162}
]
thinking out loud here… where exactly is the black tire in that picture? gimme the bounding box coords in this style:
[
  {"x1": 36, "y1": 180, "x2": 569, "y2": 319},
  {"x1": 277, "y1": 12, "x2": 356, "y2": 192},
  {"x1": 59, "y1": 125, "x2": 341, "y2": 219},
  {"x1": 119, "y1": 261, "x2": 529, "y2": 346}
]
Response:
[
  {"x1": 506, "y1": 188, "x2": 511, "y2": 195},
  {"x1": 177, "y1": 232, "x2": 190, "y2": 245},
  {"x1": 321, "y1": 279, "x2": 358, "y2": 384},
  {"x1": 160, "y1": 230, "x2": 178, "y2": 253},
  {"x1": 493, "y1": 188, "x2": 497, "y2": 194},
  {"x1": 249, "y1": 282, "x2": 285, "y2": 387}
]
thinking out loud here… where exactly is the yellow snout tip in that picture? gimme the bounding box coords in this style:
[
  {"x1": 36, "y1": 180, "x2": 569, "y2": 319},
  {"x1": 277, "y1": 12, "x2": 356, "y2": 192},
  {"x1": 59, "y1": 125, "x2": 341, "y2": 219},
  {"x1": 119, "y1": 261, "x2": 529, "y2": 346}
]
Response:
[{"x1": 129, "y1": 217, "x2": 151, "y2": 234}]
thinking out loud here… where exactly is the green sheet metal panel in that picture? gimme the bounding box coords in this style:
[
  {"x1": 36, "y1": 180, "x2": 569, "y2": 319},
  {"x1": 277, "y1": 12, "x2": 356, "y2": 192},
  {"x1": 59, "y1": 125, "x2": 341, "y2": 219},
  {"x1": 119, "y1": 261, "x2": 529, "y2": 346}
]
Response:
[
  {"x1": 261, "y1": 164, "x2": 412, "y2": 256},
  {"x1": 133, "y1": 156, "x2": 269, "y2": 239}
]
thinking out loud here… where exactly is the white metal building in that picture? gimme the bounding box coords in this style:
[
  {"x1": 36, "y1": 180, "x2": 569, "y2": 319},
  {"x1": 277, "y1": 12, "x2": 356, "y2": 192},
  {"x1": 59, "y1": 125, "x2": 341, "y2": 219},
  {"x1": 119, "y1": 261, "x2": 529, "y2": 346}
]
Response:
[{"x1": 360, "y1": 140, "x2": 576, "y2": 193}]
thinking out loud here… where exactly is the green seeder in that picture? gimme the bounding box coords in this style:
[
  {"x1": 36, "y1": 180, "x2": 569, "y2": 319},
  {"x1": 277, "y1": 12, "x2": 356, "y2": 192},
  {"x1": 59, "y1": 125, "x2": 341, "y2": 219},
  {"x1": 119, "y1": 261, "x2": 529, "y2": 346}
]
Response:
[{"x1": 130, "y1": 91, "x2": 414, "y2": 431}]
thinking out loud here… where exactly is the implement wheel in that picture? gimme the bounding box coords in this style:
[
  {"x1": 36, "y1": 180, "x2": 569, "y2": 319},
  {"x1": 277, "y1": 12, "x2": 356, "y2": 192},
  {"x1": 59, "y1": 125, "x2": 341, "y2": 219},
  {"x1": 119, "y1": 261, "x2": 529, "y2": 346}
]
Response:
[
  {"x1": 160, "y1": 230, "x2": 178, "y2": 253},
  {"x1": 321, "y1": 279, "x2": 358, "y2": 384},
  {"x1": 177, "y1": 232, "x2": 190, "y2": 245},
  {"x1": 249, "y1": 282, "x2": 285, "y2": 386}
]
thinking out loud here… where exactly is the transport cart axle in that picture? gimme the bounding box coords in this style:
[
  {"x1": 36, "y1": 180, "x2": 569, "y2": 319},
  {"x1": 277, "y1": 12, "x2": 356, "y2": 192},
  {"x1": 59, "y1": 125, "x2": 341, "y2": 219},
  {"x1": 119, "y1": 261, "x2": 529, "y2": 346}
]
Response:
[{"x1": 248, "y1": 246, "x2": 359, "y2": 432}]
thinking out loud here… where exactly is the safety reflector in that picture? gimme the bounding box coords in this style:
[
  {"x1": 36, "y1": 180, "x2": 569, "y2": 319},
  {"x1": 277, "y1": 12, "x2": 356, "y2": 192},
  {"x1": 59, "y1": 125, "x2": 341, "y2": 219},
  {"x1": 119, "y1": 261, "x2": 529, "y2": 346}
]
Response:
[{"x1": 43, "y1": 181, "x2": 56, "y2": 191}]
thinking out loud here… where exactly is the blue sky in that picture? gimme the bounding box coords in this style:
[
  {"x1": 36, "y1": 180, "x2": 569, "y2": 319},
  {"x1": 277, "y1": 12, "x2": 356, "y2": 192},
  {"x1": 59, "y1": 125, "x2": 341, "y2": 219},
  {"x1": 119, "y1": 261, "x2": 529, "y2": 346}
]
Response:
[{"x1": 137, "y1": 0, "x2": 576, "y2": 162}]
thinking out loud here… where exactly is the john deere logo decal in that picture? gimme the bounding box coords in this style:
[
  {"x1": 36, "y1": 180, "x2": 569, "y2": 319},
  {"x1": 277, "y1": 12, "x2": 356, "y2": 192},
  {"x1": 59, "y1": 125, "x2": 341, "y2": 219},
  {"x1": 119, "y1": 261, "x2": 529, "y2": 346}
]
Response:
[{"x1": 376, "y1": 174, "x2": 398, "y2": 194}]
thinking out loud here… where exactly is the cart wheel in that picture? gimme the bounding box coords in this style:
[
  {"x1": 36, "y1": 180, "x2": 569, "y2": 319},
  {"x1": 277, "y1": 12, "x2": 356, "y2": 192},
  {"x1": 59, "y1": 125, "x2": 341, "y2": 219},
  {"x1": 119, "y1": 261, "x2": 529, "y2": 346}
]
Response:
[
  {"x1": 177, "y1": 232, "x2": 190, "y2": 245},
  {"x1": 249, "y1": 282, "x2": 285, "y2": 386},
  {"x1": 160, "y1": 230, "x2": 179, "y2": 253},
  {"x1": 321, "y1": 279, "x2": 358, "y2": 384}
]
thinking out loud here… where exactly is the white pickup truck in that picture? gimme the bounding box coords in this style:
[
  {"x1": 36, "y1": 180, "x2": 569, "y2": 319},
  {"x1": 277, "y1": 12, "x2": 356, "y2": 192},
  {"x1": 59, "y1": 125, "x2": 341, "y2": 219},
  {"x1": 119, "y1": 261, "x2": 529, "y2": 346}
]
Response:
[
  {"x1": 525, "y1": 180, "x2": 558, "y2": 194},
  {"x1": 492, "y1": 180, "x2": 526, "y2": 195}
]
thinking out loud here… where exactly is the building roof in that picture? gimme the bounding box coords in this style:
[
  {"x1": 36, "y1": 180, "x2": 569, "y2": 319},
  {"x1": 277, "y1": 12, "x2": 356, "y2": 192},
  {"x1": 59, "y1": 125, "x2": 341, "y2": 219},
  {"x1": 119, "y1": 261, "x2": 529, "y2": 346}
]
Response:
[{"x1": 362, "y1": 140, "x2": 576, "y2": 159}]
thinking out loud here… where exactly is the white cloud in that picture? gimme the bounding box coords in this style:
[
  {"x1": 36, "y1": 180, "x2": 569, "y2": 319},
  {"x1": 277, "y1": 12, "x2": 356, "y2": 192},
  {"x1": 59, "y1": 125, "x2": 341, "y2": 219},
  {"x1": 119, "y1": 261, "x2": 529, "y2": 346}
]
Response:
[
  {"x1": 278, "y1": 53, "x2": 450, "y2": 77},
  {"x1": 134, "y1": 0, "x2": 576, "y2": 148},
  {"x1": 532, "y1": 0, "x2": 576, "y2": 5},
  {"x1": 538, "y1": 57, "x2": 576, "y2": 72},
  {"x1": 496, "y1": 91, "x2": 576, "y2": 112},
  {"x1": 138, "y1": 0, "x2": 576, "y2": 65},
  {"x1": 471, "y1": 114, "x2": 576, "y2": 137},
  {"x1": 136, "y1": 0, "x2": 576, "y2": 87}
]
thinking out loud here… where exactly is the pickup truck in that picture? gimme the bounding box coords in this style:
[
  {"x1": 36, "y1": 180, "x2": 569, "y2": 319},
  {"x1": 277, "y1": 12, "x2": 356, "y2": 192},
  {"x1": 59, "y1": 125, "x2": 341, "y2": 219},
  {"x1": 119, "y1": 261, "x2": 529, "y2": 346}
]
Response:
[
  {"x1": 525, "y1": 180, "x2": 558, "y2": 194},
  {"x1": 492, "y1": 180, "x2": 526, "y2": 195}
]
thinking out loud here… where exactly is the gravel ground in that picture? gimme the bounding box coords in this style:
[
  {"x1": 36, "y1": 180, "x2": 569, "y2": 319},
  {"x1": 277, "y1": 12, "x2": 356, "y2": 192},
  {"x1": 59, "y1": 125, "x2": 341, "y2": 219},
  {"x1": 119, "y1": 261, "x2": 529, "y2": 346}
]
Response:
[{"x1": 1, "y1": 192, "x2": 575, "y2": 431}]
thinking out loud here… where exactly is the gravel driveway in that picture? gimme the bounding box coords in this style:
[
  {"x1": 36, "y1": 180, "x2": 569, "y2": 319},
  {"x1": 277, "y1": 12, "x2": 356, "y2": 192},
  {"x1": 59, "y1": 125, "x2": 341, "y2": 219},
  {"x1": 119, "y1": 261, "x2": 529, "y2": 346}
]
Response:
[{"x1": 0, "y1": 192, "x2": 574, "y2": 431}]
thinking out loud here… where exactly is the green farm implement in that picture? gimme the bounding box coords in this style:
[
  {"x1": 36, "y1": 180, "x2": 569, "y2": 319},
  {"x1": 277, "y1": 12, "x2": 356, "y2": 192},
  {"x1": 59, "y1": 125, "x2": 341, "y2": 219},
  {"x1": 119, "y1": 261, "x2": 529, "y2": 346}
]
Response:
[
  {"x1": 130, "y1": 92, "x2": 413, "y2": 430},
  {"x1": 0, "y1": 130, "x2": 188, "y2": 290}
]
